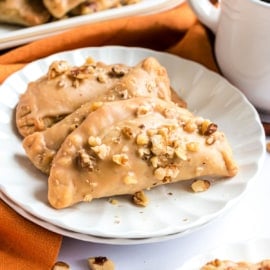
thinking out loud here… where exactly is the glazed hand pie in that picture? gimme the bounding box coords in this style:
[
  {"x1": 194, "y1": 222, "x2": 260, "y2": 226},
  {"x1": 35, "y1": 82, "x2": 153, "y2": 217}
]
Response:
[
  {"x1": 43, "y1": 0, "x2": 86, "y2": 18},
  {"x1": 70, "y1": 0, "x2": 140, "y2": 15},
  {"x1": 21, "y1": 57, "x2": 178, "y2": 174},
  {"x1": 16, "y1": 57, "x2": 172, "y2": 137},
  {"x1": 48, "y1": 97, "x2": 238, "y2": 209},
  {"x1": 201, "y1": 259, "x2": 270, "y2": 270},
  {"x1": 0, "y1": 0, "x2": 50, "y2": 26}
]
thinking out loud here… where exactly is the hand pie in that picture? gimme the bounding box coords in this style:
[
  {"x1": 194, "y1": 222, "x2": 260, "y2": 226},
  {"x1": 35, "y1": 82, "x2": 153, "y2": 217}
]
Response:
[
  {"x1": 48, "y1": 97, "x2": 238, "y2": 209},
  {"x1": 16, "y1": 57, "x2": 172, "y2": 137},
  {"x1": 201, "y1": 259, "x2": 270, "y2": 270},
  {"x1": 0, "y1": 0, "x2": 50, "y2": 26},
  {"x1": 43, "y1": 0, "x2": 86, "y2": 18},
  {"x1": 70, "y1": 0, "x2": 140, "y2": 15}
]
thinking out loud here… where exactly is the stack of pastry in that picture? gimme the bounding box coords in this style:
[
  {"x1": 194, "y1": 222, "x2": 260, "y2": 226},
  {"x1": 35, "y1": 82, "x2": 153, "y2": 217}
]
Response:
[
  {"x1": 16, "y1": 56, "x2": 238, "y2": 209},
  {"x1": 0, "y1": 0, "x2": 140, "y2": 27}
]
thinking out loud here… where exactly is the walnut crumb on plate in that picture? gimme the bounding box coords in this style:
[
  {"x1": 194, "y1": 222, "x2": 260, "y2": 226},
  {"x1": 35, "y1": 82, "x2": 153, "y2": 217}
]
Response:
[
  {"x1": 52, "y1": 261, "x2": 70, "y2": 270},
  {"x1": 88, "y1": 256, "x2": 115, "y2": 270}
]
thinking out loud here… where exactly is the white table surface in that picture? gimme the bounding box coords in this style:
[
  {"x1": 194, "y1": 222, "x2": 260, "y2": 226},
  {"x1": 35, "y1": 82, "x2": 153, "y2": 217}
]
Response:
[{"x1": 58, "y1": 137, "x2": 270, "y2": 270}]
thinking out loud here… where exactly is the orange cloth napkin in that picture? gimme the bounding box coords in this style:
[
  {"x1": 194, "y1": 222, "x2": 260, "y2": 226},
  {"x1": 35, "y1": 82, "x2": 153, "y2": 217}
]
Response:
[
  {"x1": 0, "y1": 3, "x2": 220, "y2": 270},
  {"x1": 0, "y1": 3, "x2": 218, "y2": 83}
]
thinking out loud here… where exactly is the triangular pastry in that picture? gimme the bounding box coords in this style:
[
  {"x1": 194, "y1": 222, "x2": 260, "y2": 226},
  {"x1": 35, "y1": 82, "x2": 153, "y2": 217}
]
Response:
[
  {"x1": 0, "y1": 0, "x2": 50, "y2": 26},
  {"x1": 48, "y1": 97, "x2": 238, "y2": 209},
  {"x1": 16, "y1": 57, "x2": 172, "y2": 137}
]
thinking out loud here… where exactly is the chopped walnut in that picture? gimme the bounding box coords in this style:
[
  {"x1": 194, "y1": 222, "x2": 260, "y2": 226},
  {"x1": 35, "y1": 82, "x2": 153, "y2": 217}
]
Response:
[
  {"x1": 186, "y1": 141, "x2": 199, "y2": 152},
  {"x1": 77, "y1": 149, "x2": 97, "y2": 171},
  {"x1": 174, "y1": 145, "x2": 187, "y2": 160},
  {"x1": 151, "y1": 134, "x2": 167, "y2": 155},
  {"x1": 48, "y1": 61, "x2": 70, "y2": 79},
  {"x1": 200, "y1": 120, "x2": 218, "y2": 136},
  {"x1": 154, "y1": 165, "x2": 179, "y2": 181},
  {"x1": 150, "y1": 156, "x2": 159, "y2": 168},
  {"x1": 121, "y1": 126, "x2": 134, "y2": 139},
  {"x1": 136, "y1": 132, "x2": 149, "y2": 145},
  {"x1": 84, "y1": 57, "x2": 95, "y2": 65},
  {"x1": 69, "y1": 65, "x2": 96, "y2": 79},
  {"x1": 137, "y1": 146, "x2": 151, "y2": 160},
  {"x1": 136, "y1": 104, "x2": 152, "y2": 116},
  {"x1": 154, "y1": 167, "x2": 166, "y2": 180},
  {"x1": 97, "y1": 73, "x2": 107, "y2": 83},
  {"x1": 52, "y1": 261, "x2": 70, "y2": 270},
  {"x1": 108, "y1": 198, "x2": 118, "y2": 205},
  {"x1": 88, "y1": 256, "x2": 115, "y2": 270},
  {"x1": 91, "y1": 144, "x2": 110, "y2": 160},
  {"x1": 123, "y1": 172, "x2": 138, "y2": 185},
  {"x1": 112, "y1": 153, "x2": 128, "y2": 166},
  {"x1": 183, "y1": 120, "x2": 197, "y2": 133},
  {"x1": 132, "y1": 191, "x2": 148, "y2": 207},
  {"x1": 83, "y1": 194, "x2": 93, "y2": 202},
  {"x1": 88, "y1": 136, "x2": 102, "y2": 147},
  {"x1": 110, "y1": 65, "x2": 128, "y2": 77},
  {"x1": 191, "y1": 179, "x2": 210, "y2": 192}
]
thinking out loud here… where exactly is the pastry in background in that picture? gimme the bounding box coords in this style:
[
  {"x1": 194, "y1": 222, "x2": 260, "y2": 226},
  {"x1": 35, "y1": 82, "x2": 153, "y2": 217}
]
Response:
[
  {"x1": 43, "y1": 0, "x2": 85, "y2": 18},
  {"x1": 70, "y1": 0, "x2": 140, "y2": 15},
  {"x1": 0, "y1": 0, "x2": 50, "y2": 26},
  {"x1": 201, "y1": 258, "x2": 270, "y2": 270}
]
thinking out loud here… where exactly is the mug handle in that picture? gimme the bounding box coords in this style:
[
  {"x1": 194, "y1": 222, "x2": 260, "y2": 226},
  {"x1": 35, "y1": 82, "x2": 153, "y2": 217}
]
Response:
[{"x1": 187, "y1": 0, "x2": 220, "y2": 34}]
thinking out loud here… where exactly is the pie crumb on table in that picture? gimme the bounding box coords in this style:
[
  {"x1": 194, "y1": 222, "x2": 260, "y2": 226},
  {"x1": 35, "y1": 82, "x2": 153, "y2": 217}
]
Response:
[
  {"x1": 52, "y1": 261, "x2": 70, "y2": 270},
  {"x1": 88, "y1": 256, "x2": 115, "y2": 270}
]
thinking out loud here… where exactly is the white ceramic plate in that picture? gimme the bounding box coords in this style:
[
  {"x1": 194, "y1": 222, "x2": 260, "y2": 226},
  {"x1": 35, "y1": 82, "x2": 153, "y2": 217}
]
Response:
[
  {"x1": 0, "y1": 191, "x2": 205, "y2": 245},
  {"x1": 0, "y1": 46, "x2": 265, "y2": 239},
  {"x1": 179, "y1": 238, "x2": 270, "y2": 269},
  {"x1": 0, "y1": 0, "x2": 185, "y2": 50}
]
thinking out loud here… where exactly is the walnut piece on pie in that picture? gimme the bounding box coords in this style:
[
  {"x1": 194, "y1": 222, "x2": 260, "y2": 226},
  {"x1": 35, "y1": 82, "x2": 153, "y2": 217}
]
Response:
[
  {"x1": 88, "y1": 256, "x2": 115, "y2": 270},
  {"x1": 47, "y1": 97, "x2": 238, "y2": 209},
  {"x1": 52, "y1": 261, "x2": 70, "y2": 270}
]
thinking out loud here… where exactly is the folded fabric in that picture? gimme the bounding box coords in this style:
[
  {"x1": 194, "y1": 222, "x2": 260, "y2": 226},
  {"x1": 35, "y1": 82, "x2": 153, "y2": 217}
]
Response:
[
  {"x1": 0, "y1": 3, "x2": 217, "y2": 83},
  {"x1": 0, "y1": 3, "x2": 221, "y2": 270},
  {"x1": 0, "y1": 200, "x2": 61, "y2": 270}
]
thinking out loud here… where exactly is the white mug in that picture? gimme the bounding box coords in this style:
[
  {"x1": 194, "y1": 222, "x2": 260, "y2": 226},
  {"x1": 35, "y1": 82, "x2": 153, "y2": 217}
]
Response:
[{"x1": 187, "y1": 0, "x2": 270, "y2": 120}]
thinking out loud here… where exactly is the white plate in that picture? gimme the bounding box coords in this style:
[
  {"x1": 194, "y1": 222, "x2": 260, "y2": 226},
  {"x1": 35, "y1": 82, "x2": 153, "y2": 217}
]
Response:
[
  {"x1": 179, "y1": 238, "x2": 270, "y2": 269},
  {"x1": 0, "y1": 0, "x2": 185, "y2": 50},
  {"x1": 0, "y1": 46, "x2": 265, "y2": 239},
  {"x1": 0, "y1": 191, "x2": 206, "y2": 245}
]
